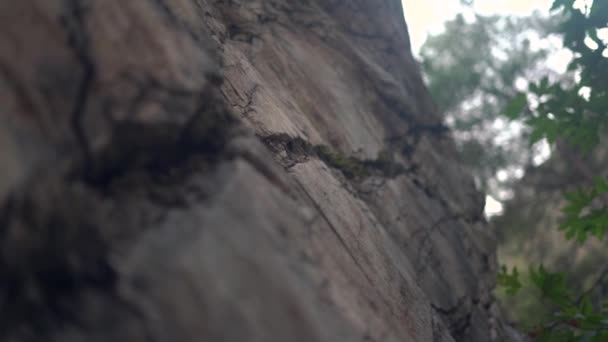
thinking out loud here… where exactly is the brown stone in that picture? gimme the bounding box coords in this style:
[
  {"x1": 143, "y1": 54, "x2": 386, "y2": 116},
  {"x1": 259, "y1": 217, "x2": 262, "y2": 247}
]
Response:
[{"x1": 0, "y1": 1, "x2": 522, "y2": 341}]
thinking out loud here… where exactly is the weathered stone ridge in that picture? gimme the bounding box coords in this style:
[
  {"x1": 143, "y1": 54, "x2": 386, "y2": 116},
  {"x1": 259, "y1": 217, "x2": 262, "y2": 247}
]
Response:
[{"x1": 0, "y1": 1, "x2": 517, "y2": 341}]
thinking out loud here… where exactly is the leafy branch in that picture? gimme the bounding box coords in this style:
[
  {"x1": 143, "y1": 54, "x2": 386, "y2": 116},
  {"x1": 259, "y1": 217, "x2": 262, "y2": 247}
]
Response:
[{"x1": 498, "y1": 0, "x2": 608, "y2": 340}]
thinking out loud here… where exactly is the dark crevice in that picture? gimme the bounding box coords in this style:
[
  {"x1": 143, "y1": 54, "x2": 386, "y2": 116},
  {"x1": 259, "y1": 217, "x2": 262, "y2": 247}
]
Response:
[
  {"x1": 0, "y1": 99, "x2": 239, "y2": 340},
  {"x1": 0, "y1": 180, "x2": 117, "y2": 339},
  {"x1": 61, "y1": 0, "x2": 96, "y2": 178},
  {"x1": 450, "y1": 313, "x2": 472, "y2": 338},
  {"x1": 261, "y1": 133, "x2": 412, "y2": 180},
  {"x1": 226, "y1": 83, "x2": 259, "y2": 118},
  {"x1": 412, "y1": 215, "x2": 461, "y2": 273},
  {"x1": 431, "y1": 295, "x2": 469, "y2": 317},
  {"x1": 0, "y1": 48, "x2": 237, "y2": 341},
  {"x1": 432, "y1": 294, "x2": 491, "y2": 340},
  {"x1": 387, "y1": 122, "x2": 449, "y2": 159}
]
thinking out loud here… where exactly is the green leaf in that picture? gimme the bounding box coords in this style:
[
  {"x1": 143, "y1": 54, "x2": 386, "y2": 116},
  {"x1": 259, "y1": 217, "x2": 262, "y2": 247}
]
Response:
[
  {"x1": 581, "y1": 295, "x2": 593, "y2": 316},
  {"x1": 539, "y1": 76, "x2": 549, "y2": 90},
  {"x1": 498, "y1": 265, "x2": 522, "y2": 295},
  {"x1": 561, "y1": 180, "x2": 608, "y2": 243},
  {"x1": 503, "y1": 93, "x2": 527, "y2": 119}
]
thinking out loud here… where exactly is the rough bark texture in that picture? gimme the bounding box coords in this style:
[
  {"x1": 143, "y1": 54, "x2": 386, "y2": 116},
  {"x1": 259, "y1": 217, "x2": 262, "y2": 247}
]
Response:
[{"x1": 0, "y1": 1, "x2": 518, "y2": 341}]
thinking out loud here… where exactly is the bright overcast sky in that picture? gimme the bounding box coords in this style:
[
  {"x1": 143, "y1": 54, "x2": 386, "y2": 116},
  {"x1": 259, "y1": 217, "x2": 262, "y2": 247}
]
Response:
[{"x1": 401, "y1": 0, "x2": 555, "y2": 56}]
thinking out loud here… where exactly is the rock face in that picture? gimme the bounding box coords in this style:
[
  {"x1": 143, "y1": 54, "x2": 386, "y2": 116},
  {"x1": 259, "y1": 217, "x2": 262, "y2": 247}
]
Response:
[{"x1": 0, "y1": 1, "x2": 516, "y2": 341}]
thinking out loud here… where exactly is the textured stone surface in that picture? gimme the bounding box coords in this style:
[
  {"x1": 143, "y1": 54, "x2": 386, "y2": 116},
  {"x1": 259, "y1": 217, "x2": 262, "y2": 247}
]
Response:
[{"x1": 0, "y1": 0, "x2": 517, "y2": 341}]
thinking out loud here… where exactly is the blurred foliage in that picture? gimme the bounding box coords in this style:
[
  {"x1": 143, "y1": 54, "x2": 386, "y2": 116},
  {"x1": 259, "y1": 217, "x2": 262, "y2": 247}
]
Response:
[
  {"x1": 492, "y1": 145, "x2": 608, "y2": 332},
  {"x1": 497, "y1": 0, "x2": 608, "y2": 339},
  {"x1": 500, "y1": 264, "x2": 608, "y2": 341},
  {"x1": 498, "y1": 265, "x2": 522, "y2": 295},
  {"x1": 419, "y1": 11, "x2": 559, "y2": 198},
  {"x1": 419, "y1": 0, "x2": 608, "y2": 339},
  {"x1": 561, "y1": 178, "x2": 608, "y2": 243}
]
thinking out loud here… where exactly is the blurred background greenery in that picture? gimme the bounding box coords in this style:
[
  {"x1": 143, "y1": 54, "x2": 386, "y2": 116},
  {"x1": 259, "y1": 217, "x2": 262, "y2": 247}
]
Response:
[{"x1": 404, "y1": 0, "x2": 608, "y2": 329}]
